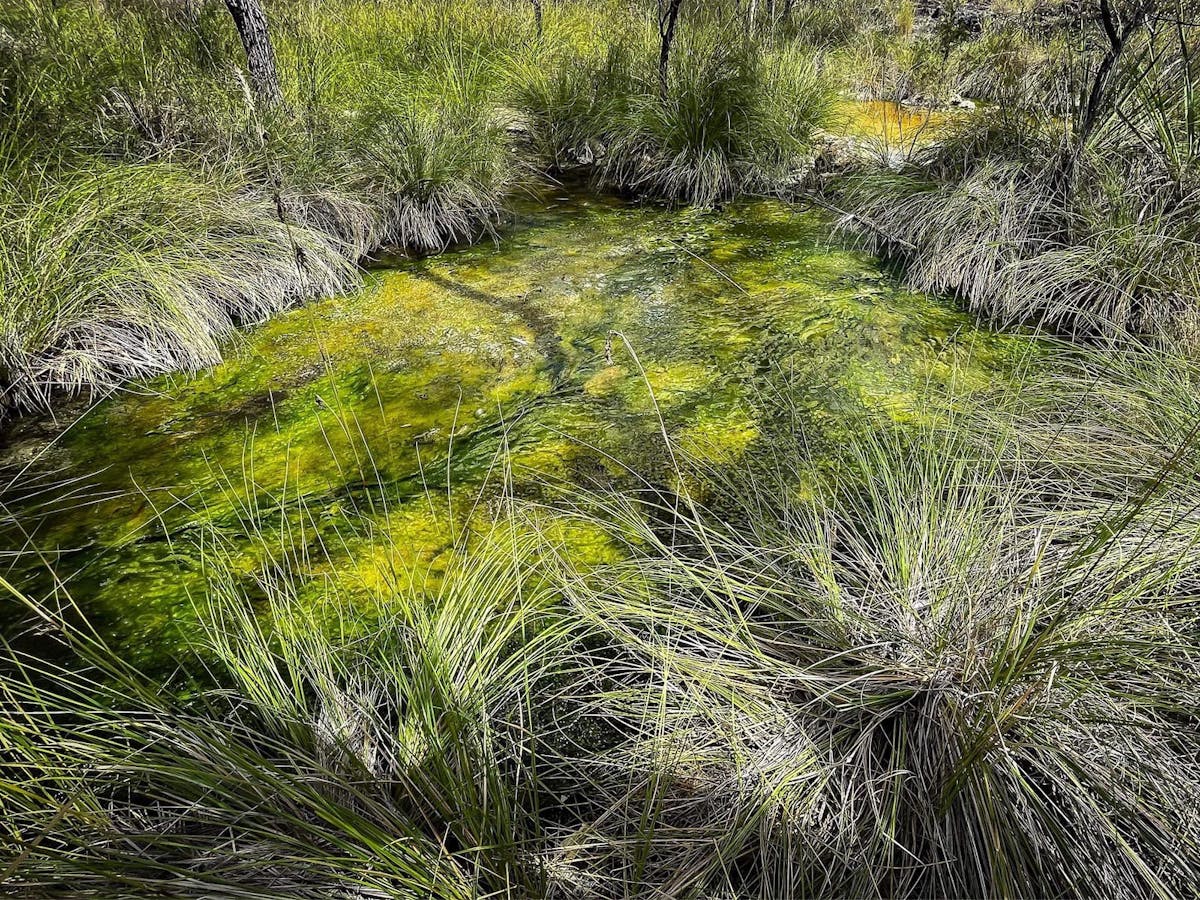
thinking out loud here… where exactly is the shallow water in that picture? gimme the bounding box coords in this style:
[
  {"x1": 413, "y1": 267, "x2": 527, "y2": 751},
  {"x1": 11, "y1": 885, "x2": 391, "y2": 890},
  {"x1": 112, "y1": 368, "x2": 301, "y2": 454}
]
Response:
[
  {"x1": 0, "y1": 190, "x2": 1031, "y2": 667},
  {"x1": 835, "y1": 99, "x2": 957, "y2": 150}
]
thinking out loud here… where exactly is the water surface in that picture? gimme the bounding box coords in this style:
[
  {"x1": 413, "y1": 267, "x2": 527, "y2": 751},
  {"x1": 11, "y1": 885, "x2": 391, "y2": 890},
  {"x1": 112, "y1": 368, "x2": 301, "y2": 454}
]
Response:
[{"x1": 0, "y1": 191, "x2": 1030, "y2": 666}]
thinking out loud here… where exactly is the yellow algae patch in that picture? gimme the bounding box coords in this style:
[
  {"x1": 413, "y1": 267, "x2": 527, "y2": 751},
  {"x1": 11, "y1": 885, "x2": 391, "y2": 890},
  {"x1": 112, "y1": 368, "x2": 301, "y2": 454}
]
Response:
[
  {"x1": 311, "y1": 499, "x2": 459, "y2": 601},
  {"x1": 913, "y1": 353, "x2": 993, "y2": 395},
  {"x1": 535, "y1": 285, "x2": 614, "y2": 332},
  {"x1": 844, "y1": 361, "x2": 931, "y2": 425},
  {"x1": 530, "y1": 515, "x2": 624, "y2": 569},
  {"x1": 488, "y1": 366, "x2": 551, "y2": 407},
  {"x1": 618, "y1": 361, "x2": 715, "y2": 409},
  {"x1": 675, "y1": 406, "x2": 758, "y2": 467},
  {"x1": 509, "y1": 437, "x2": 577, "y2": 478},
  {"x1": 709, "y1": 240, "x2": 751, "y2": 264},
  {"x1": 586, "y1": 361, "x2": 717, "y2": 410},
  {"x1": 834, "y1": 99, "x2": 957, "y2": 144},
  {"x1": 643, "y1": 362, "x2": 715, "y2": 397},
  {"x1": 304, "y1": 501, "x2": 623, "y2": 615},
  {"x1": 583, "y1": 364, "x2": 628, "y2": 397}
]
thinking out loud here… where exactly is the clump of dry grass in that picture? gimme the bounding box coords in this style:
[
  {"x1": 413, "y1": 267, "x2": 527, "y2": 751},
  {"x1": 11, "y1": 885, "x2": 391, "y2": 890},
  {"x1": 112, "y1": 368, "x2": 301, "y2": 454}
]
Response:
[
  {"x1": 0, "y1": 156, "x2": 355, "y2": 416},
  {"x1": 551, "y1": 405, "x2": 1200, "y2": 897},
  {"x1": 5, "y1": 357, "x2": 1200, "y2": 897},
  {"x1": 835, "y1": 15, "x2": 1200, "y2": 345}
]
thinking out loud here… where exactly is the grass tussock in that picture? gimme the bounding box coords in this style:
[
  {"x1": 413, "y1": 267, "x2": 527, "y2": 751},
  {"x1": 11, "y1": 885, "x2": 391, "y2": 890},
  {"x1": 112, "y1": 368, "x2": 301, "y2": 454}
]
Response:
[
  {"x1": 840, "y1": 122, "x2": 1200, "y2": 341},
  {"x1": 835, "y1": 12, "x2": 1200, "y2": 344},
  {"x1": 548, "y1": 398, "x2": 1200, "y2": 897},
  {"x1": 0, "y1": 155, "x2": 354, "y2": 413},
  {"x1": 602, "y1": 39, "x2": 833, "y2": 205},
  {"x1": 1, "y1": 534, "x2": 575, "y2": 897},
  {"x1": 504, "y1": 18, "x2": 834, "y2": 205},
  {"x1": 6, "y1": 358, "x2": 1200, "y2": 897}
]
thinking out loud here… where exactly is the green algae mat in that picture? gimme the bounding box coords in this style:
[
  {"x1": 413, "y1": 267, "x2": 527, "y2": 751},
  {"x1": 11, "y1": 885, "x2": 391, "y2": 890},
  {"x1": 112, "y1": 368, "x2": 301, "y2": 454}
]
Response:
[{"x1": 0, "y1": 190, "x2": 1034, "y2": 667}]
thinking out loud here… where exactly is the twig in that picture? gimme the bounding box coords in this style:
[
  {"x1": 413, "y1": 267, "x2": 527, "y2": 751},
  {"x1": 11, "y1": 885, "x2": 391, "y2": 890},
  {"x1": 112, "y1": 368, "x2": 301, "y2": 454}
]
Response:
[
  {"x1": 663, "y1": 238, "x2": 749, "y2": 294},
  {"x1": 797, "y1": 191, "x2": 920, "y2": 251}
]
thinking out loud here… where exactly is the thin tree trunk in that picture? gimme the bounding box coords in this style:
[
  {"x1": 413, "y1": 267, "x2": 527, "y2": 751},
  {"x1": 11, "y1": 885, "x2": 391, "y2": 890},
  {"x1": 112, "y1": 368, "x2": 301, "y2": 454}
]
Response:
[
  {"x1": 1078, "y1": 0, "x2": 1135, "y2": 146},
  {"x1": 658, "y1": 0, "x2": 684, "y2": 98},
  {"x1": 1057, "y1": 0, "x2": 1152, "y2": 195},
  {"x1": 0, "y1": 367, "x2": 11, "y2": 425},
  {"x1": 530, "y1": 0, "x2": 543, "y2": 38},
  {"x1": 224, "y1": 0, "x2": 282, "y2": 108}
]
